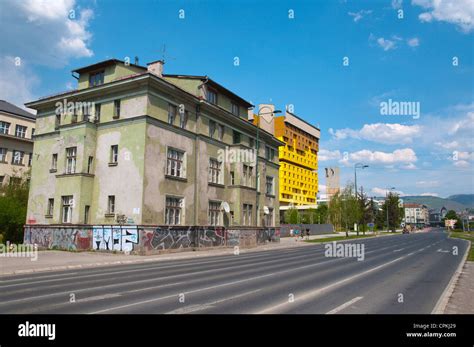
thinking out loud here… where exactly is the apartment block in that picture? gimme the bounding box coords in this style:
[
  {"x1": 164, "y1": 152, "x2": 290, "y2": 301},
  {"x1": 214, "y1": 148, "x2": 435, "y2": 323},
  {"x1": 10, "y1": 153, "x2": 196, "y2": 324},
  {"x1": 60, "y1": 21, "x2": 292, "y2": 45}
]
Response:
[
  {"x1": 403, "y1": 203, "x2": 429, "y2": 227},
  {"x1": 23, "y1": 59, "x2": 283, "y2": 252},
  {"x1": 0, "y1": 100, "x2": 36, "y2": 185}
]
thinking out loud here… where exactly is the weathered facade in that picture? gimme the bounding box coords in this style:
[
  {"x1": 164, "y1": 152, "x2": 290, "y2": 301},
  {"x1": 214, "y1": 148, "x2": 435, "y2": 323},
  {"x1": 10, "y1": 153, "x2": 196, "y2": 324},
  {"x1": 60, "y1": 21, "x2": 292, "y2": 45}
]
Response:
[
  {"x1": 24, "y1": 59, "x2": 282, "y2": 252},
  {"x1": 0, "y1": 100, "x2": 36, "y2": 185}
]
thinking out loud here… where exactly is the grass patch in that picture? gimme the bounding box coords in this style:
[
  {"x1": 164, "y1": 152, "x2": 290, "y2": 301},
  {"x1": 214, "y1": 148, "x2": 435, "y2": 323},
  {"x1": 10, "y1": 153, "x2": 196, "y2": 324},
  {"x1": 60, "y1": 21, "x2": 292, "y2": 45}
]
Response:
[{"x1": 449, "y1": 232, "x2": 474, "y2": 262}]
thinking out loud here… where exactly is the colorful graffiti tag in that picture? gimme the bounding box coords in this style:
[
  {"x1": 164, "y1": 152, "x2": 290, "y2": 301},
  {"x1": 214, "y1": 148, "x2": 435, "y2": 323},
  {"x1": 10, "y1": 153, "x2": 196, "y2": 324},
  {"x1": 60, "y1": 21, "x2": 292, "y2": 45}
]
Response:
[{"x1": 92, "y1": 226, "x2": 138, "y2": 252}]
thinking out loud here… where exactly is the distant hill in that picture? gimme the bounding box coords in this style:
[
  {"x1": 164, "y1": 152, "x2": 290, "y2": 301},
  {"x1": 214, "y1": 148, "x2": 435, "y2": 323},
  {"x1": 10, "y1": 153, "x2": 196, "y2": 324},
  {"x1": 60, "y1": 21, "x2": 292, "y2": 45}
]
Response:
[
  {"x1": 447, "y1": 194, "x2": 474, "y2": 208},
  {"x1": 400, "y1": 196, "x2": 467, "y2": 212}
]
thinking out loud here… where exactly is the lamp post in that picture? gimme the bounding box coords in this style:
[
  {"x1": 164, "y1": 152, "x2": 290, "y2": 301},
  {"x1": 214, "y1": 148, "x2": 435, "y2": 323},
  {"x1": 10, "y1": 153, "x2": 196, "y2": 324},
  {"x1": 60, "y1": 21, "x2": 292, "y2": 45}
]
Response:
[
  {"x1": 354, "y1": 163, "x2": 368, "y2": 198},
  {"x1": 386, "y1": 187, "x2": 396, "y2": 232},
  {"x1": 255, "y1": 106, "x2": 281, "y2": 227}
]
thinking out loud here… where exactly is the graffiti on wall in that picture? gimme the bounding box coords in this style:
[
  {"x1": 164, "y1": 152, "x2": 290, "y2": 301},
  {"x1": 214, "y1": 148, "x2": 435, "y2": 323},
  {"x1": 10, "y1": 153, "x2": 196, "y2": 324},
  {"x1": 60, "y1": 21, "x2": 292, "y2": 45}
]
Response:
[
  {"x1": 144, "y1": 227, "x2": 194, "y2": 250},
  {"x1": 197, "y1": 227, "x2": 226, "y2": 248},
  {"x1": 24, "y1": 227, "x2": 91, "y2": 251},
  {"x1": 93, "y1": 226, "x2": 138, "y2": 252}
]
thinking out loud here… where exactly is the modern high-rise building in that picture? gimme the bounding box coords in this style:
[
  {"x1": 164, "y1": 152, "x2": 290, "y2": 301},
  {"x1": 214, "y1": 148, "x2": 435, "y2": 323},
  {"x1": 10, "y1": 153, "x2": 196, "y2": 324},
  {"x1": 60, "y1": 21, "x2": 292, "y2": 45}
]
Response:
[{"x1": 0, "y1": 100, "x2": 36, "y2": 185}]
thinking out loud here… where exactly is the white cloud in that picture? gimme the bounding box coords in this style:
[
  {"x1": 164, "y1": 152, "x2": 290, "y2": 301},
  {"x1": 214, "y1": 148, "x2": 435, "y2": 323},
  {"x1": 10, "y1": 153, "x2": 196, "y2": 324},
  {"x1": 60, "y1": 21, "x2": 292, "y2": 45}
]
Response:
[
  {"x1": 0, "y1": 0, "x2": 94, "y2": 67},
  {"x1": 392, "y1": 0, "x2": 403, "y2": 9},
  {"x1": 420, "y1": 192, "x2": 439, "y2": 196},
  {"x1": 377, "y1": 37, "x2": 397, "y2": 51},
  {"x1": 453, "y1": 160, "x2": 470, "y2": 168},
  {"x1": 407, "y1": 37, "x2": 420, "y2": 47},
  {"x1": 416, "y1": 180, "x2": 440, "y2": 188},
  {"x1": 0, "y1": 56, "x2": 39, "y2": 111},
  {"x1": 348, "y1": 10, "x2": 372, "y2": 22},
  {"x1": 412, "y1": 0, "x2": 474, "y2": 33},
  {"x1": 319, "y1": 149, "x2": 342, "y2": 161},
  {"x1": 329, "y1": 123, "x2": 421, "y2": 144},
  {"x1": 343, "y1": 148, "x2": 417, "y2": 165}
]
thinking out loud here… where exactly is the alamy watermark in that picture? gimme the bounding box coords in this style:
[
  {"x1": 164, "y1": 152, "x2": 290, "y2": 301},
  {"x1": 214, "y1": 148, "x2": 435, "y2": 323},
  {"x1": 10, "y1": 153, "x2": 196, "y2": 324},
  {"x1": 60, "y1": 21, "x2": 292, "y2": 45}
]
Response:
[
  {"x1": 217, "y1": 146, "x2": 256, "y2": 164},
  {"x1": 380, "y1": 99, "x2": 420, "y2": 119},
  {"x1": 0, "y1": 243, "x2": 38, "y2": 261},
  {"x1": 325, "y1": 241, "x2": 365, "y2": 261}
]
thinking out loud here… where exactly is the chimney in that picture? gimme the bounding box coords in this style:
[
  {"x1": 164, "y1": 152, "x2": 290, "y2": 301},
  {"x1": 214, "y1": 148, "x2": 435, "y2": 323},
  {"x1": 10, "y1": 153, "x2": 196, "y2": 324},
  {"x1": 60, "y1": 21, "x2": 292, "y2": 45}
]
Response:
[{"x1": 147, "y1": 60, "x2": 165, "y2": 77}]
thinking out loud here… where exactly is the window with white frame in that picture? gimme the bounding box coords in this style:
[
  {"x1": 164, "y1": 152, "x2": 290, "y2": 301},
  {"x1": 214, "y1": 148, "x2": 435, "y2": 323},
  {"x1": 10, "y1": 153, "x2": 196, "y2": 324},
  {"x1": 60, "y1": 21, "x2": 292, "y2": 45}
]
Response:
[
  {"x1": 208, "y1": 201, "x2": 222, "y2": 226},
  {"x1": 108, "y1": 195, "x2": 115, "y2": 214},
  {"x1": 110, "y1": 145, "x2": 118, "y2": 164},
  {"x1": 47, "y1": 198, "x2": 54, "y2": 216},
  {"x1": 15, "y1": 125, "x2": 27, "y2": 138},
  {"x1": 61, "y1": 196, "x2": 73, "y2": 223},
  {"x1": 209, "y1": 119, "x2": 216, "y2": 138},
  {"x1": 180, "y1": 110, "x2": 188, "y2": 129},
  {"x1": 168, "y1": 104, "x2": 177, "y2": 125},
  {"x1": 66, "y1": 147, "x2": 77, "y2": 174},
  {"x1": 166, "y1": 148, "x2": 185, "y2": 178},
  {"x1": 0, "y1": 121, "x2": 10, "y2": 135},
  {"x1": 207, "y1": 88, "x2": 217, "y2": 105},
  {"x1": 113, "y1": 99, "x2": 121, "y2": 118},
  {"x1": 208, "y1": 158, "x2": 222, "y2": 184},
  {"x1": 0, "y1": 148, "x2": 7, "y2": 162},
  {"x1": 51, "y1": 153, "x2": 58, "y2": 171},
  {"x1": 265, "y1": 208, "x2": 274, "y2": 227},
  {"x1": 266, "y1": 176, "x2": 274, "y2": 195},
  {"x1": 165, "y1": 196, "x2": 183, "y2": 225},
  {"x1": 243, "y1": 204, "x2": 253, "y2": 226},
  {"x1": 12, "y1": 150, "x2": 24, "y2": 165},
  {"x1": 243, "y1": 164, "x2": 253, "y2": 186},
  {"x1": 217, "y1": 124, "x2": 224, "y2": 141},
  {"x1": 231, "y1": 102, "x2": 239, "y2": 116}
]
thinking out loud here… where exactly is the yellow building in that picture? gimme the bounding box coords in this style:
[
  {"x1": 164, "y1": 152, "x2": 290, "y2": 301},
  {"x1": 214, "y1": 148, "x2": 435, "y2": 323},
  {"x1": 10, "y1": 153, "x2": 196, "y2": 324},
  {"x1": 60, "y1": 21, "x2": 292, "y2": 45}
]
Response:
[{"x1": 274, "y1": 112, "x2": 320, "y2": 207}]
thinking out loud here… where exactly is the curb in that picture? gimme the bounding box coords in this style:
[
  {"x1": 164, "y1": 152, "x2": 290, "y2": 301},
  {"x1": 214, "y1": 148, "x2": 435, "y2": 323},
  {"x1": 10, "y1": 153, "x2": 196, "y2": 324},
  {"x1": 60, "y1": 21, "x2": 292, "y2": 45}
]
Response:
[{"x1": 432, "y1": 239, "x2": 471, "y2": 314}]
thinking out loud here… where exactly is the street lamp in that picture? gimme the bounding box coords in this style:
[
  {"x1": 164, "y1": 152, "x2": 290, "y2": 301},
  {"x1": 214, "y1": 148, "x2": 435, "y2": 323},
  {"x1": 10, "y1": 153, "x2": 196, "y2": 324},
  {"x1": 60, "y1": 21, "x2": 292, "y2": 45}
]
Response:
[
  {"x1": 386, "y1": 187, "x2": 396, "y2": 232},
  {"x1": 354, "y1": 163, "x2": 369, "y2": 199},
  {"x1": 255, "y1": 106, "x2": 282, "y2": 227}
]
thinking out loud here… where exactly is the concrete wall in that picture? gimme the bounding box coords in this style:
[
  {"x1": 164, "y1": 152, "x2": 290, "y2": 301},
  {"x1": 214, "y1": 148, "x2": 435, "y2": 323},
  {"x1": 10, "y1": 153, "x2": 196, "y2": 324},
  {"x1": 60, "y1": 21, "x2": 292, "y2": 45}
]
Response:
[
  {"x1": 280, "y1": 223, "x2": 334, "y2": 237},
  {"x1": 24, "y1": 225, "x2": 281, "y2": 254}
]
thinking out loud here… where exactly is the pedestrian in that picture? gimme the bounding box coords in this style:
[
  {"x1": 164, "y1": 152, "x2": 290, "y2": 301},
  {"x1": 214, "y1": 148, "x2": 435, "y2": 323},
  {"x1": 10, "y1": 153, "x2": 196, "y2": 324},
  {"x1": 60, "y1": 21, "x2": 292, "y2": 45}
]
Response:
[
  {"x1": 290, "y1": 229, "x2": 294, "y2": 238},
  {"x1": 306, "y1": 229, "x2": 310, "y2": 240}
]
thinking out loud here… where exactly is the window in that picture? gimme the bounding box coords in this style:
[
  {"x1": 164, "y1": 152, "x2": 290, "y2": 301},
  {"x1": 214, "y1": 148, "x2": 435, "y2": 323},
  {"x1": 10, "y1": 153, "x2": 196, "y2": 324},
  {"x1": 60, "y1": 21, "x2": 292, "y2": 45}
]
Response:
[
  {"x1": 84, "y1": 205, "x2": 90, "y2": 224},
  {"x1": 166, "y1": 148, "x2": 185, "y2": 178},
  {"x1": 87, "y1": 156, "x2": 94, "y2": 173},
  {"x1": 217, "y1": 124, "x2": 224, "y2": 141},
  {"x1": 230, "y1": 171, "x2": 235, "y2": 185},
  {"x1": 31, "y1": 128, "x2": 35, "y2": 137},
  {"x1": 12, "y1": 150, "x2": 24, "y2": 165},
  {"x1": 28, "y1": 153, "x2": 32, "y2": 167},
  {"x1": 165, "y1": 196, "x2": 183, "y2": 225},
  {"x1": 0, "y1": 148, "x2": 6, "y2": 162},
  {"x1": 243, "y1": 204, "x2": 253, "y2": 226},
  {"x1": 15, "y1": 125, "x2": 27, "y2": 138},
  {"x1": 47, "y1": 199, "x2": 54, "y2": 216},
  {"x1": 207, "y1": 88, "x2": 217, "y2": 104},
  {"x1": 82, "y1": 103, "x2": 90, "y2": 121},
  {"x1": 249, "y1": 137, "x2": 255, "y2": 148},
  {"x1": 110, "y1": 145, "x2": 118, "y2": 164},
  {"x1": 168, "y1": 104, "x2": 177, "y2": 125},
  {"x1": 61, "y1": 196, "x2": 73, "y2": 223},
  {"x1": 51, "y1": 153, "x2": 58, "y2": 171},
  {"x1": 231, "y1": 102, "x2": 239, "y2": 116},
  {"x1": 266, "y1": 176, "x2": 274, "y2": 195},
  {"x1": 55, "y1": 113, "x2": 61, "y2": 127},
  {"x1": 180, "y1": 110, "x2": 188, "y2": 129},
  {"x1": 209, "y1": 120, "x2": 216, "y2": 138},
  {"x1": 233, "y1": 130, "x2": 241, "y2": 144},
  {"x1": 89, "y1": 71, "x2": 104, "y2": 87},
  {"x1": 265, "y1": 146, "x2": 275, "y2": 161},
  {"x1": 0, "y1": 121, "x2": 10, "y2": 134},
  {"x1": 243, "y1": 164, "x2": 253, "y2": 186},
  {"x1": 94, "y1": 103, "x2": 101, "y2": 122},
  {"x1": 66, "y1": 147, "x2": 77, "y2": 174},
  {"x1": 108, "y1": 195, "x2": 115, "y2": 214},
  {"x1": 113, "y1": 100, "x2": 121, "y2": 119},
  {"x1": 208, "y1": 158, "x2": 222, "y2": 184},
  {"x1": 209, "y1": 201, "x2": 222, "y2": 226},
  {"x1": 265, "y1": 208, "x2": 274, "y2": 227},
  {"x1": 0, "y1": 176, "x2": 4, "y2": 185},
  {"x1": 71, "y1": 106, "x2": 78, "y2": 123}
]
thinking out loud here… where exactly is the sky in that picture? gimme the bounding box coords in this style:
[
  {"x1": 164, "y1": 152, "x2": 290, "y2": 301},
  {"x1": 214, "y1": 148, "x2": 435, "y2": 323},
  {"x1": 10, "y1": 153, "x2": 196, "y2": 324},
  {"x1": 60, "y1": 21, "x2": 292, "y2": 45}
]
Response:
[{"x1": 0, "y1": 0, "x2": 473, "y2": 198}]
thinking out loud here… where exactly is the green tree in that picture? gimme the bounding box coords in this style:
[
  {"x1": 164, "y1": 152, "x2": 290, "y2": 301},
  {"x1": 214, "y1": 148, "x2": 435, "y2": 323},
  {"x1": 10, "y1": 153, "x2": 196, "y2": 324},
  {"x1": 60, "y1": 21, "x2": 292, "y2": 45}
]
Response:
[
  {"x1": 284, "y1": 207, "x2": 300, "y2": 224},
  {"x1": 0, "y1": 177, "x2": 29, "y2": 244},
  {"x1": 442, "y1": 210, "x2": 461, "y2": 228},
  {"x1": 382, "y1": 192, "x2": 404, "y2": 232}
]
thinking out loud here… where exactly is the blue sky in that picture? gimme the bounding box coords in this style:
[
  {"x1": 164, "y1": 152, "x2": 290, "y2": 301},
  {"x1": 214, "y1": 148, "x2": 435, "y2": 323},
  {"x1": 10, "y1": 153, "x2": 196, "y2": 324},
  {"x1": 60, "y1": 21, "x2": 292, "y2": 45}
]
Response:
[{"x1": 1, "y1": 0, "x2": 473, "y2": 198}]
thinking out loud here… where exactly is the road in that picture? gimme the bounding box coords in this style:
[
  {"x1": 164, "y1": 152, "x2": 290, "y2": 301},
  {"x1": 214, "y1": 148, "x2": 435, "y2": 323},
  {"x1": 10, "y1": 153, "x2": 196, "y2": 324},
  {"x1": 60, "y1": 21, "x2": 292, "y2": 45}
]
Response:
[{"x1": 0, "y1": 229, "x2": 468, "y2": 314}]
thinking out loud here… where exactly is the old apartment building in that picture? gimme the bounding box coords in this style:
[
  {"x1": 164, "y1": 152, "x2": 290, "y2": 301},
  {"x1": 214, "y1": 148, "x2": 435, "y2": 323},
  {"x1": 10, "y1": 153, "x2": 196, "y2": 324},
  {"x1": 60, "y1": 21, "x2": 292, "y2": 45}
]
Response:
[
  {"x1": 0, "y1": 100, "x2": 36, "y2": 185},
  {"x1": 25, "y1": 59, "x2": 282, "y2": 231}
]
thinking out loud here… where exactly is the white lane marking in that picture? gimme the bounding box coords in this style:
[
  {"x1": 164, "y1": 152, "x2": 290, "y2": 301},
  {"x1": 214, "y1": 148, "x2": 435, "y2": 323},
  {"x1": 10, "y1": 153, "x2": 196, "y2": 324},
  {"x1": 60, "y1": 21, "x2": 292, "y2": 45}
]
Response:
[
  {"x1": 326, "y1": 296, "x2": 364, "y2": 314},
  {"x1": 166, "y1": 289, "x2": 262, "y2": 314},
  {"x1": 256, "y1": 241, "x2": 439, "y2": 314},
  {"x1": 76, "y1": 293, "x2": 122, "y2": 303},
  {"x1": 437, "y1": 249, "x2": 450, "y2": 253},
  {"x1": 393, "y1": 249, "x2": 404, "y2": 252}
]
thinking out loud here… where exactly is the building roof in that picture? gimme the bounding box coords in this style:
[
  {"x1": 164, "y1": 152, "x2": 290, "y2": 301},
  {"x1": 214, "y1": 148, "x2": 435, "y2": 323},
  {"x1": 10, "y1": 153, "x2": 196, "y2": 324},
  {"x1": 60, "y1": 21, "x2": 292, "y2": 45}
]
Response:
[
  {"x1": 71, "y1": 59, "x2": 146, "y2": 74},
  {"x1": 278, "y1": 111, "x2": 320, "y2": 139},
  {"x1": 0, "y1": 100, "x2": 36, "y2": 120}
]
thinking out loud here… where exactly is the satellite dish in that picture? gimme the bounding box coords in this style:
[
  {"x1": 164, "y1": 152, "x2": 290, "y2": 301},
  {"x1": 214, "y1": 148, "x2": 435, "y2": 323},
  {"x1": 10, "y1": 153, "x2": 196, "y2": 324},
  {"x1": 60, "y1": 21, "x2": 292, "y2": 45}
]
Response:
[
  {"x1": 221, "y1": 201, "x2": 230, "y2": 213},
  {"x1": 263, "y1": 206, "x2": 270, "y2": 215}
]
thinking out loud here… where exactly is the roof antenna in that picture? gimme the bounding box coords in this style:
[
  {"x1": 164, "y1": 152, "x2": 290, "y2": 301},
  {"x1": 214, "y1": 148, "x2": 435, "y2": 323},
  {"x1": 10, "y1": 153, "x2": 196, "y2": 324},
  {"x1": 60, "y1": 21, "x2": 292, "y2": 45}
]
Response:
[
  {"x1": 134, "y1": 56, "x2": 139, "y2": 65},
  {"x1": 161, "y1": 44, "x2": 167, "y2": 64}
]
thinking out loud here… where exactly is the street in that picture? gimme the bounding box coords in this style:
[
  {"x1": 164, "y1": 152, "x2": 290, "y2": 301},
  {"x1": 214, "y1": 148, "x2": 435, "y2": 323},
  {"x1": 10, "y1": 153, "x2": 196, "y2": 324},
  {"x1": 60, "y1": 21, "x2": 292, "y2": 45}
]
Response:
[{"x1": 0, "y1": 229, "x2": 468, "y2": 314}]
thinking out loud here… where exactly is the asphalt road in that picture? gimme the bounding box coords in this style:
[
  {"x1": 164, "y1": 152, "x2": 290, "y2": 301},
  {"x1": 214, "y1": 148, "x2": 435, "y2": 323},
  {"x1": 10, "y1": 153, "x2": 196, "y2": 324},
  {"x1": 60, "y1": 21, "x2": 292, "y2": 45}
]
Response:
[{"x1": 0, "y1": 228, "x2": 468, "y2": 314}]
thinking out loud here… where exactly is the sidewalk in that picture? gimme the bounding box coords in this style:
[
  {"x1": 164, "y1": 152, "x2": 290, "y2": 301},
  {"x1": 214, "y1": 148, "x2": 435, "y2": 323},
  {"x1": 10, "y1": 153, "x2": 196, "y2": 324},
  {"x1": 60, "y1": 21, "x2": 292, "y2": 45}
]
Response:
[{"x1": 444, "y1": 261, "x2": 474, "y2": 314}]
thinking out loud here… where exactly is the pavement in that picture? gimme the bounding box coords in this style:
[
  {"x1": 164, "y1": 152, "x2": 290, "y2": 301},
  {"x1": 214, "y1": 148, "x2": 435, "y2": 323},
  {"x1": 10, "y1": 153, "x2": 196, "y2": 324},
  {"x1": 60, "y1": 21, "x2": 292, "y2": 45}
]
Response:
[
  {"x1": 444, "y1": 261, "x2": 474, "y2": 314},
  {"x1": 0, "y1": 228, "x2": 469, "y2": 314}
]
